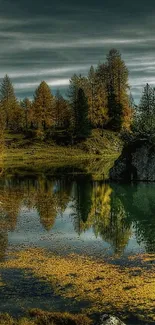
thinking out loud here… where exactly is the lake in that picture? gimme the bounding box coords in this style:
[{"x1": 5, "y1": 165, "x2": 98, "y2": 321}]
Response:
[{"x1": 0, "y1": 166, "x2": 155, "y2": 324}]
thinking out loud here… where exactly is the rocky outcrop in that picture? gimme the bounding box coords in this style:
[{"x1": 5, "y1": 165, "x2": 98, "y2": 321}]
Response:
[
  {"x1": 99, "y1": 314, "x2": 126, "y2": 325},
  {"x1": 110, "y1": 140, "x2": 155, "y2": 181}
]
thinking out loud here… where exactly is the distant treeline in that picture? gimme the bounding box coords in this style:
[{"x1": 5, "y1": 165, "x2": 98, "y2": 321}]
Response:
[{"x1": 0, "y1": 48, "x2": 153, "y2": 143}]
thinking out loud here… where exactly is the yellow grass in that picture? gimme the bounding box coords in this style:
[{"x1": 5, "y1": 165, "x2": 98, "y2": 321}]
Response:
[
  {"x1": 1, "y1": 248, "x2": 155, "y2": 322},
  {"x1": 0, "y1": 311, "x2": 91, "y2": 325}
]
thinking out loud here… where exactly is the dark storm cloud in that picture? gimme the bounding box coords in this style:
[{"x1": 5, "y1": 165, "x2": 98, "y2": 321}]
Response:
[{"x1": 0, "y1": 0, "x2": 155, "y2": 101}]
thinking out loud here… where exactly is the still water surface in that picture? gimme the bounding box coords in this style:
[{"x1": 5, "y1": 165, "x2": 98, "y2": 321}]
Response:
[{"x1": 0, "y1": 167, "x2": 155, "y2": 323}]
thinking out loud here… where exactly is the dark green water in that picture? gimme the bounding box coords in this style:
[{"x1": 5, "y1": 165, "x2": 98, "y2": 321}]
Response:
[{"x1": 0, "y1": 167, "x2": 155, "y2": 324}]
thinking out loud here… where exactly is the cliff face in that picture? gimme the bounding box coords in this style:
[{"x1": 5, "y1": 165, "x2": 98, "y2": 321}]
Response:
[{"x1": 110, "y1": 140, "x2": 155, "y2": 181}]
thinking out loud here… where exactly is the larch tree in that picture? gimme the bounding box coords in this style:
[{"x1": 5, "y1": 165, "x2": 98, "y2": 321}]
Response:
[
  {"x1": 106, "y1": 49, "x2": 132, "y2": 131},
  {"x1": 21, "y1": 98, "x2": 32, "y2": 131},
  {"x1": 94, "y1": 63, "x2": 109, "y2": 133},
  {"x1": 32, "y1": 81, "x2": 54, "y2": 131},
  {"x1": 10, "y1": 102, "x2": 24, "y2": 132},
  {"x1": 68, "y1": 68, "x2": 109, "y2": 131}
]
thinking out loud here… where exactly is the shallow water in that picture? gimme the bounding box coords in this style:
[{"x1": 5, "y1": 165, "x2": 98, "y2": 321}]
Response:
[{"x1": 0, "y1": 167, "x2": 155, "y2": 323}]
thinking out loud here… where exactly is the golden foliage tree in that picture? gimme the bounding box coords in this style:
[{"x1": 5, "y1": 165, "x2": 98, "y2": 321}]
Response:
[
  {"x1": 106, "y1": 49, "x2": 132, "y2": 130},
  {"x1": 32, "y1": 81, "x2": 54, "y2": 132}
]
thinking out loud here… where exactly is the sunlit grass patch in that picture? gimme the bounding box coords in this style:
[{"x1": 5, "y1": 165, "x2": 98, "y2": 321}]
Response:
[
  {"x1": 2, "y1": 129, "x2": 121, "y2": 172},
  {"x1": 0, "y1": 311, "x2": 91, "y2": 325},
  {"x1": 0, "y1": 276, "x2": 4, "y2": 287},
  {"x1": 29, "y1": 309, "x2": 92, "y2": 325},
  {"x1": 1, "y1": 249, "x2": 155, "y2": 323},
  {"x1": 0, "y1": 314, "x2": 35, "y2": 325}
]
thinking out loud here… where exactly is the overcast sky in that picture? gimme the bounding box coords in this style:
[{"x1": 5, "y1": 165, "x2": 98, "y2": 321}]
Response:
[{"x1": 0, "y1": 0, "x2": 154, "y2": 102}]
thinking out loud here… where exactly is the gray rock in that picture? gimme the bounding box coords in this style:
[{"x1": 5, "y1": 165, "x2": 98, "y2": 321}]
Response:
[
  {"x1": 100, "y1": 314, "x2": 126, "y2": 325},
  {"x1": 110, "y1": 140, "x2": 155, "y2": 181}
]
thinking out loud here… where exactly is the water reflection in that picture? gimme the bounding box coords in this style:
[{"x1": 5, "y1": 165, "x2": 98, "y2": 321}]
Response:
[
  {"x1": 93, "y1": 184, "x2": 131, "y2": 255},
  {"x1": 0, "y1": 170, "x2": 155, "y2": 260}
]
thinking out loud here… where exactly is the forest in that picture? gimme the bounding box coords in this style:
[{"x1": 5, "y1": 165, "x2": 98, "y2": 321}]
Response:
[{"x1": 0, "y1": 48, "x2": 154, "y2": 146}]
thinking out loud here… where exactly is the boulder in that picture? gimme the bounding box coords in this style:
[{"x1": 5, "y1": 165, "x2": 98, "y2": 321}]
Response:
[
  {"x1": 100, "y1": 314, "x2": 126, "y2": 325},
  {"x1": 110, "y1": 139, "x2": 155, "y2": 181}
]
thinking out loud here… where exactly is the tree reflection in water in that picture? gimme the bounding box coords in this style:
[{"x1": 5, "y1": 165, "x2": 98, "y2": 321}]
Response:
[{"x1": 0, "y1": 170, "x2": 155, "y2": 259}]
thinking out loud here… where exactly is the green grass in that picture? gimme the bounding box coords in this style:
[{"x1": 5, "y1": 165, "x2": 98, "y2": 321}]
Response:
[{"x1": 1, "y1": 130, "x2": 122, "y2": 172}]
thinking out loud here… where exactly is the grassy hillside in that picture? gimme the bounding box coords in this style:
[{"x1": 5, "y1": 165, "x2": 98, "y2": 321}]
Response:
[
  {"x1": 2, "y1": 130, "x2": 122, "y2": 171},
  {"x1": 81, "y1": 129, "x2": 122, "y2": 155}
]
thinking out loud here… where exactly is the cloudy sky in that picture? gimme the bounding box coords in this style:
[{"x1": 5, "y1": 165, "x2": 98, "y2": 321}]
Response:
[{"x1": 0, "y1": 0, "x2": 154, "y2": 102}]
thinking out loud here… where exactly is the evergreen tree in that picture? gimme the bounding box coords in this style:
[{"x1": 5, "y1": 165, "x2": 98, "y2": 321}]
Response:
[
  {"x1": 68, "y1": 51, "x2": 132, "y2": 132},
  {"x1": 139, "y1": 83, "x2": 154, "y2": 115},
  {"x1": 0, "y1": 111, "x2": 4, "y2": 159},
  {"x1": 32, "y1": 81, "x2": 54, "y2": 131},
  {"x1": 129, "y1": 92, "x2": 136, "y2": 111},
  {"x1": 73, "y1": 88, "x2": 91, "y2": 139},
  {"x1": 21, "y1": 98, "x2": 32, "y2": 131},
  {"x1": 134, "y1": 83, "x2": 155, "y2": 135},
  {"x1": 87, "y1": 66, "x2": 96, "y2": 124},
  {"x1": 0, "y1": 75, "x2": 15, "y2": 102},
  {"x1": 0, "y1": 75, "x2": 19, "y2": 130},
  {"x1": 68, "y1": 70, "x2": 108, "y2": 130},
  {"x1": 54, "y1": 90, "x2": 70, "y2": 129},
  {"x1": 88, "y1": 66, "x2": 95, "y2": 83},
  {"x1": 54, "y1": 89, "x2": 61, "y2": 128},
  {"x1": 68, "y1": 75, "x2": 79, "y2": 142}
]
